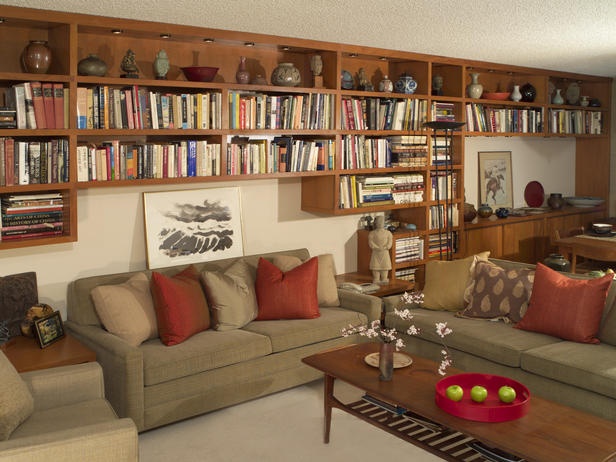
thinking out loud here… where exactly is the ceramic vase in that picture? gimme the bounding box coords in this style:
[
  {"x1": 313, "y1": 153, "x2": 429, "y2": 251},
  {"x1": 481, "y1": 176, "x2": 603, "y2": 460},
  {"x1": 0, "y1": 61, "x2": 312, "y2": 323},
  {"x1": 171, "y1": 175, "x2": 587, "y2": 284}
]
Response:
[
  {"x1": 378, "y1": 75, "x2": 393, "y2": 92},
  {"x1": 394, "y1": 74, "x2": 417, "y2": 94},
  {"x1": 543, "y1": 254, "x2": 571, "y2": 272},
  {"x1": 511, "y1": 85, "x2": 522, "y2": 102},
  {"x1": 153, "y1": 50, "x2": 169, "y2": 80},
  {"x1": 552, "y1": 89, "x2": 564, "y2": 105},
  {"x1": 78, "y1": 54, "x2": 108, "y2": 77},
  {"x1": 547, "y1": 193, "x2": 565, "y2": 209},
  {"x1": 477, "y1": 203, "x2": 493, "y2": 218},
  {"x1": 22, "y1": 40, "x2": 51, "y2": 74},
  {"x1": 467, "y1": 73, "x2": 483, "y2": 99},
  {"x1": 236, "y1": 56, "x2": 250, "y2": 84},
  {"x1": 378, "y1": 342, "x2": 394, "y2": 381},
  {"x1": 463, "y1": 203, "x2": 477, "y2": 222},
  {"x1": 271, "y1": 62, "x2": 301, "y2": 87},
  {"x1": 520, "y1": 82, "x2": 536, "y2": 102},
  {"x1": 580, "y1": 96, "x2": 590, "y2": 107}
]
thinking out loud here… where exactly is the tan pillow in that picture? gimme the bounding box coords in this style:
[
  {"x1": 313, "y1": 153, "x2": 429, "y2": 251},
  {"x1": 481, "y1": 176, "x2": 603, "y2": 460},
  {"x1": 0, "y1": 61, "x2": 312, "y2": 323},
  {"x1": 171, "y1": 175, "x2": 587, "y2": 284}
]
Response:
[
  {"x1": 421, "y1": 251, "x2": 490, "y2": 311},
  {"x1": 272, "y1": 254, "x2": 340, "y2": 307},
  {"x1": 201, "y1": 260, "x2": 259, "y2": 330},
  {"x1": 0, "y1": 351, "x2": 34, "y2": 440},
  {"x1": 91, "y1": 273, "x2": 158, "y2": 347}
]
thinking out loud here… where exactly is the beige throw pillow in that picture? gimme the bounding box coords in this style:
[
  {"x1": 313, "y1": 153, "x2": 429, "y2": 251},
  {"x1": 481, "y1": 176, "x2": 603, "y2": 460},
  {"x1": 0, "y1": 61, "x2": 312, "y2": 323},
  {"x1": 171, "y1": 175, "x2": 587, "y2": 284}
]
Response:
[
  {"x1": 272, "y1": 254, "x2": 340, "y2": 307},
  {"x1": 91, "y1": 273, "x2": 158, "y2": 347},
  {"x1": 0, "y1": 351, "x2": 34, "y2": 440},
  {"x1": 200, "y1": 260, "x2": 259, "y2": 330},
  {"x1": 421, "y1": 251, "x2": 490, "y2": 311}
]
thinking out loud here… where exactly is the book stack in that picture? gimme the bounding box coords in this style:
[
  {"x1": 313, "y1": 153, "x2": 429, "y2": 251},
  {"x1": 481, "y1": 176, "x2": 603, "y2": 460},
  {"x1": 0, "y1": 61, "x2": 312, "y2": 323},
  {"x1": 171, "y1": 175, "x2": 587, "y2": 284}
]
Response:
[
  {"x1": 5, "y1": 82, "x2": 66, "y2": 129},
  {"x1": 430, "y1": 171, "x2": 457, "y2": 201},
  {"x1": 355, "y1": 176, "x2": 395, "y2": 207},
  {"x1": 431, "y1": 136, "x2": 452, "y2": 165},
  {"x1": 391, "y1": 174, "x2": 424, "y2": 204},
  {"x1": 395, "y1": 267, "x2": 417, "y2": 282},
  {"x1": 389, "y1": 135, "x2": 428, "y2": 167},
  {"x1": 429, "y1": 203, "x2": 459, "y2": 230},
  {"x1": 0, "y1": 138, "x2": 70, "y2": 186},
  {"x1": 427, "y1": 231, "x2": 458, "y2": 257},
  {"x1": 431, "y1": 101, "x2": 456, "y2": 122},
  {"x1": 0, "y1": 107, "x2": 17, "y2": 129},
  {"x1": 395, "y1": 236, "x2": 424, "y2": 263},
  {"x1": 1, "y1": 192, "x2": 64, "y2": 241}
]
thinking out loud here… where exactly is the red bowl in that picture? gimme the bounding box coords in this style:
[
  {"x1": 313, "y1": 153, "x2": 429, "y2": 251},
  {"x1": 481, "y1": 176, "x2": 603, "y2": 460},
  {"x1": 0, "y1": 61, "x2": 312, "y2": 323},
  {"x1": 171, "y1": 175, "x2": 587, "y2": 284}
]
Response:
[
  {"x1": 181, "y1": 66, "x2": 219, "y2": 82},
  {"x1": 483, "y1": 92, "x2": 511, "y2": 101},
  {"x1": 435, "y1": 373, "x2": 530, "y2": 422}
]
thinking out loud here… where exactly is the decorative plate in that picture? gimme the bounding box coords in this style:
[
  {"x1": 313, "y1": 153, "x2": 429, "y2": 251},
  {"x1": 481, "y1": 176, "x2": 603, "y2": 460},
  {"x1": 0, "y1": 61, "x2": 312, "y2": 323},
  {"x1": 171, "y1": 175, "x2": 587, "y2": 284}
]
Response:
[
  {"x1": 524, "y1": 181, "x2": 544, "y2": 207},
  {"x1": 364, "y1": 352, "x2": 413, "y2": 369},
  {"x1": 435, "y1": 373, "x2": 531, "y2": 422}
]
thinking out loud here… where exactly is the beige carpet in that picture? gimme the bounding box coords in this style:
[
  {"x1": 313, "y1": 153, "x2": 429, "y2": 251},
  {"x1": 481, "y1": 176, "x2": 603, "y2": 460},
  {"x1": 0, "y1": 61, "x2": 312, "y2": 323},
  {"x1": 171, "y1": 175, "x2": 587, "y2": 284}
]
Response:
[{"x1": 139, "y1": 379, "x2": 442, "y2": 461}]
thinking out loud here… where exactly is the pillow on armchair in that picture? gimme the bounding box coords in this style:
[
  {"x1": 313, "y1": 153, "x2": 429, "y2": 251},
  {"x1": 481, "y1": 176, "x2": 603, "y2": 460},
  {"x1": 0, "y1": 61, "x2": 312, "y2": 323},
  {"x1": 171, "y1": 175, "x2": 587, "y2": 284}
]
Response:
[
  {"x1": 0, "y1": 351, "x2": 34, "y2": 440},
  {"x1": 0, "y1": 272, "x2": 38, "y2": 338}
]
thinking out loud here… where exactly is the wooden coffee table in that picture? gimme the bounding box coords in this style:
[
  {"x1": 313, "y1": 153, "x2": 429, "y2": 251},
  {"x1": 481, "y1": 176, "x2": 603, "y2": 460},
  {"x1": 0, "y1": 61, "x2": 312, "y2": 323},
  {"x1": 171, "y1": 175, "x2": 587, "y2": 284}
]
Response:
[{"x1": 302, "y1": 343, "x2": 616, "y2": 462}]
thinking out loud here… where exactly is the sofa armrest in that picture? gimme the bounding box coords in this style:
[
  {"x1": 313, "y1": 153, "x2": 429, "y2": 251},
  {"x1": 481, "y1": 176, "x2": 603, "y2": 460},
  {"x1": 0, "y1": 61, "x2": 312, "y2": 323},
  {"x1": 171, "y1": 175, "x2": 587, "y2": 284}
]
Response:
[
  {"x1": 0, "y1": 419, "x2": 138, "y2": 462},
  {"x1": 64, "y1": 321, "x2": 145, "y2": 431},
  {"x1": 21, "y1": 362, "x2": 104, "y2": 412},
  {"x1": 337, "y1": 290, "x2": 382, "y2": 323}
]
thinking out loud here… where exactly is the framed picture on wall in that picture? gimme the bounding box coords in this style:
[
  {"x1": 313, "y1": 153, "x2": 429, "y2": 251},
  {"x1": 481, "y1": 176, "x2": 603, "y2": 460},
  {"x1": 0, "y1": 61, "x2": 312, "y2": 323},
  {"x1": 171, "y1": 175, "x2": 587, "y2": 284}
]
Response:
[
  {"x1": 143, "y1": 187, "x2": 244, "y2": 269},
  {"x1": 478, "y1": 151, "x2": 513, "y2": 209}
]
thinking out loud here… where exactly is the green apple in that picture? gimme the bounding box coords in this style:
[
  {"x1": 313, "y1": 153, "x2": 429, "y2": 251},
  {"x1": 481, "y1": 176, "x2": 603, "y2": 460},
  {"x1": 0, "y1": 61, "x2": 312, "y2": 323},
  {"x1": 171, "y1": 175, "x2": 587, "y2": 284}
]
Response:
[
  {"x1": 470, "y1": 385, "x2": 488, "y2": 403},
  {"x1": 498, "y1": 385, "x2": 516, "y2": 403},
  {"x1": 445, "y1": 384, "x2": 464, "y2": 402}
]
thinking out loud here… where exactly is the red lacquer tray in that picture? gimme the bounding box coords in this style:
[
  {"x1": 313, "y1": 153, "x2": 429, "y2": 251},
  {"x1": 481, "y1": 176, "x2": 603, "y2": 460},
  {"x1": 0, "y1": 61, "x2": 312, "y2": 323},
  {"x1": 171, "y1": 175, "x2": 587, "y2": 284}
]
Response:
[{"x1": 435, "y1": 373, "x2": 530, "y2": 422}]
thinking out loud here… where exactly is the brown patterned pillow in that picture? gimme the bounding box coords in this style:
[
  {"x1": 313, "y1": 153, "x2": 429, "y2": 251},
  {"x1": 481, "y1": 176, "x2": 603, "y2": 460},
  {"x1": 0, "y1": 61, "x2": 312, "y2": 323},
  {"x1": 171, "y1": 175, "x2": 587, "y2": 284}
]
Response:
[
  {"x1": 458, "y1": 261, "x2": 534, "y2": 323},
  {"x1": 0, "y1": 272, "x2": 38, "y2": 338}
]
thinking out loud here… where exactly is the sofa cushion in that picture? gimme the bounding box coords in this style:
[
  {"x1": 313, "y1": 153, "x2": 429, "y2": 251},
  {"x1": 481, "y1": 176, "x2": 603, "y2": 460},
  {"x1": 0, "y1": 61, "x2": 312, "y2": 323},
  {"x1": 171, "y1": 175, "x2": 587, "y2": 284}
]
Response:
[
  {"x1": 521, "y1": 341, "x2": 616, "y2": 400},
  {"x1": 151, "y1": 265, "x2": 210, "y2": 346},
  {"x1": 386, "y1": 308, "x2": 561, "y2": 368},
  {"x1": 139, "y1": 329, "x2": 271, "y2": 386},
  {"x1": 255, "y1": 257, "x2": 319, "y2": 320},
  {"x1": 243, "y1": 307, "x2": 367, "y2": 353},
  {"x1": 201, "y1": 260, "x2": 258, "y2": 331},
  {"x1": 459, "y1": 260, "x2": 534, "y2": 323},
  {"x1": 422, "y1": 251, "x2": 489, "y2": 311},
  {"x1": 0, "y1": 271, "x2": 38, "y2": 338},
  {"x1": 0, "y1": 351, "x2": 34, "y2": 440},
  {"x1": 516, "y1": 263, "x2": 613, "y2": 344},
  {"x1": 272, "y1": 254, "x2": 340, "y2": 307},
  {"x1": 91, "y1": 273, "x2": 158, "y2": 346}
]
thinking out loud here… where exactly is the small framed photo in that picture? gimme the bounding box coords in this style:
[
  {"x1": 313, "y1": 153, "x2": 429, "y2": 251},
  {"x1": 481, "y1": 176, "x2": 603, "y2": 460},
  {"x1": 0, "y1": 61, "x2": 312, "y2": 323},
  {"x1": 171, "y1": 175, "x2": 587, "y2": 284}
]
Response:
[
  {"x1": 478, "y1": 151, "x2": 513, "y2": 209},
  {"x1": 34, "y1": 311, "x2": 65, "y2": 348}
]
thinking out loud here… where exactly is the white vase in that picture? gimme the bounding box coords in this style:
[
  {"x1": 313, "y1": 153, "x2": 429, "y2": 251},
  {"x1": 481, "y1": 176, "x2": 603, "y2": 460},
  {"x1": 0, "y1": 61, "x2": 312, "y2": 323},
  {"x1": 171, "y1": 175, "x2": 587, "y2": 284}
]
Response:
[
  {"x1": 553, "y1": 89, "x2": 564, "y2": 105},
  {"x1": 467, "y1": 73, "x2": 483, "y2": 99},
  {"x1": 511, "y1": 85, "x2": 522, "y2": 102}
]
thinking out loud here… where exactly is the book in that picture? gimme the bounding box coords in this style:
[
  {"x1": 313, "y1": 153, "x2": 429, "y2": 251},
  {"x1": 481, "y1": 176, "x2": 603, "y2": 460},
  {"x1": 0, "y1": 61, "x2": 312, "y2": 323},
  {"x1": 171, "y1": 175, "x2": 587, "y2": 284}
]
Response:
[
  {"x1": 20, "y1": 82, "x2": 37, "y2": 129},
  {"x1": 30, "y1": 82, "x2": 47, "y2": 129},
  {"x1": 42, "y1": 82, "x2": 56, "y2": 129},
  {"x1": 76, "y1": 87, "x2": 88, "y2": 129}
]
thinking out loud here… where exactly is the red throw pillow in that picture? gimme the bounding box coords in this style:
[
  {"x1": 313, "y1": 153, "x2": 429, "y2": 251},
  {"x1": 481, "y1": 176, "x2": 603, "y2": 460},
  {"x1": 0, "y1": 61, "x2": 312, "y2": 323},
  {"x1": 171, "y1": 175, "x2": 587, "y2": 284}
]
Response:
[
  {"x1": 515, "y1": 263, "x2": 612, "y2": 343},
  {"x1": 151, "y1": 265, "x2": 210, "y2": 345},
  {"x1": 255, "y1": 257, "x2": 320, "y2": 320}
]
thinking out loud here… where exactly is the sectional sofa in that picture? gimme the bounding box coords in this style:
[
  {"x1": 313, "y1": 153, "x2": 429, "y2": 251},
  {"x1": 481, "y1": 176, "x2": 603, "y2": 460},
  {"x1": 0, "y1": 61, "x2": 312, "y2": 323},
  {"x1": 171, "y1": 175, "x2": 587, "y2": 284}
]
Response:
[
  {"x1": 65, "y1": 248, "x2": 381, "y2": 432},
  {"x1": 383, "y1": 257, "x2": 616, "y2": 422}
]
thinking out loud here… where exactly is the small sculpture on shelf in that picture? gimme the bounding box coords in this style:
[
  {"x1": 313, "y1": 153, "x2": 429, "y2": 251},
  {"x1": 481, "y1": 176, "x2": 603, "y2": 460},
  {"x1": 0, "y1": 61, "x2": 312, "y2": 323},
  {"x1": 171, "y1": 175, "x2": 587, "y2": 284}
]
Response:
[
  {"x1": 378, "y1": 75, "x2": 393, "y2": 92},
  {"x1": 432, "y1": 74, "x2": 444, "y2": 95},
  {"x1": 368, "y1": 215, "x2": 392, "y2": 285},
  {"x1": 154, "y1": 50, "x2": 170, "y2": 80},
  {"x1": 120, "y1": 49, "x2": 139, "y2": 78},
  {"x1": 310, "y1": 54, "x2": 324, "y2": 88},
  {"x1": 357, "y1": 68, "x2": 373, "y2": 91},
  {"x1": 236, "y1": 56, "x2": 250, "y2": 84}
]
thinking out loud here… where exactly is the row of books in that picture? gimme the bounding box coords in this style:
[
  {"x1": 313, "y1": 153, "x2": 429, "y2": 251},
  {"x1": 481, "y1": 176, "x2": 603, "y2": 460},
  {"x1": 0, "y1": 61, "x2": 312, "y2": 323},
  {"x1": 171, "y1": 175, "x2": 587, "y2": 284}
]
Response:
[
  {"x1": 465, "y1": 103, "x2": 544, "y2": 133},
  {"x1": 395, "y1": 236, "x2": 424, "y2": 263},
  {"x1": 0, "y1": 138, "x2": 69, "y2": 186},
  {"x1": 428, "y1": 203, "x2": 459, "y2": 230},
  {"x1": 5, "y1": 82, "x2": 67, "y2": 129},
  {"x1": 226, "y1": 136, "x2": 334, "y2": 175},
  {"x1": 1, "y1": 192, "x2": 64, "y2": 241},
  {"x1": 431, "y1": 101, "x2": 456, "y2": 122},
  {"x1": 547, "y1": 109, "x2": 602, "y2": 135},
  {"x1": 228, "y1": 91, "x2": 335, "y2": 130},
  {"x1": 340, "y1": 97, "x2": 428, "y2": 131},
  {"x1": 390, "y1": 135, "x2": 428, "y2": 167},
  {"x1": 76, "y1": 140, "x2": 222, "y2": 182},
  {"x1": 431, "y1": 136, "x2": 454, "y2": 165},
  {"x1": 339, "y1": 174, "x2": 425, "y2": 209},
  {"x1": 430, "y1": 171, "x2": 458, "y2": 201},
  {"x1": 394, "y1": 267, "x2": 417, "y2": 282},
  {"x1": 427, "y1": 232, "x2": 459, "y2": 257},
  {"x1": 76, "y1": 85, "x2": 223, "y2": 130}
]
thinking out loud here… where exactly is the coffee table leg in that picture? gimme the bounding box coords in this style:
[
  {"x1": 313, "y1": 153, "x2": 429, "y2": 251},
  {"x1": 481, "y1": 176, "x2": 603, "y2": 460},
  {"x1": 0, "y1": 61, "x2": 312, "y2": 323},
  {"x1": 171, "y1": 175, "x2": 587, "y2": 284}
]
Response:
[{"x1": 323, "y1": 374, "x2": 334, "y2": 444}]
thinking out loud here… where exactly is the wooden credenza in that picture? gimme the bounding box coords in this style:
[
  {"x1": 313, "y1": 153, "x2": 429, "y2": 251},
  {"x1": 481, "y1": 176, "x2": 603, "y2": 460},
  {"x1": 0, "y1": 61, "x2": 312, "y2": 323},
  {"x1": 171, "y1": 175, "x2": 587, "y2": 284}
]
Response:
[{"x1": 462, "y1": 206, "x2": 606, "y2": 264}]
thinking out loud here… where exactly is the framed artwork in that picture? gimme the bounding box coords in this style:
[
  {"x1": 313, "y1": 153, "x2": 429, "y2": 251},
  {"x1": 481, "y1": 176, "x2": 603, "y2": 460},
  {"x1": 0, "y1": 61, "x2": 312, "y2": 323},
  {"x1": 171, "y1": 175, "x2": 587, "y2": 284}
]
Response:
[
  {"x1": 34, "y1": 311, "x2": 65, "y2": 348},
  {"x1": 478, "y1": 151, "x2": 513, "y2": 209},
  {"x1": 143, "y1": 187, "x2": 244, "y2": 269}
]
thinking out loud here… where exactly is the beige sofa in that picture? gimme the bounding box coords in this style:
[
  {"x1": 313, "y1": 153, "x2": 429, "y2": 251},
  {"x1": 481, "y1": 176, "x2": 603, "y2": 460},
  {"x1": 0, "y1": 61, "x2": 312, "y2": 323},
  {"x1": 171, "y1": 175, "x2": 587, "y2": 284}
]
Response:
[
  {"x1": 0, "y1": 355, "x2": 138, "y2": 461},
  {"x1": 65, "y1": 248, "x2": 381, "y2": 432},
  {"x1": 383, "y1": 258, "x2": 616, "y2": 422}
]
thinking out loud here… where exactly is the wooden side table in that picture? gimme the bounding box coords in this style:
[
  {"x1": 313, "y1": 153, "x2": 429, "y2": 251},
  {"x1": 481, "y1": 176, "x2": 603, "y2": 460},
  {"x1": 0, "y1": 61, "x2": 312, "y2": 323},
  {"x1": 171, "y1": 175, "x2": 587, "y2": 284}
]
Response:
[
  {"x1": 1, "y1": 333, "x2": 96, "y2": 373},
  {"x1": 335, "y1": 272, "x2": 413, "y2": 297}
]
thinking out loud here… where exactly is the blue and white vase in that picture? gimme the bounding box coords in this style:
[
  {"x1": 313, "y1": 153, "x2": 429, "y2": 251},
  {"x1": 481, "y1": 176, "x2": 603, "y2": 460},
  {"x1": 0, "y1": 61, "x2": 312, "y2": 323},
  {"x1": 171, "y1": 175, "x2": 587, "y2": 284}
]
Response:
[{"x1": 394, "y1": 74, "x2": 417, "y2": 94}]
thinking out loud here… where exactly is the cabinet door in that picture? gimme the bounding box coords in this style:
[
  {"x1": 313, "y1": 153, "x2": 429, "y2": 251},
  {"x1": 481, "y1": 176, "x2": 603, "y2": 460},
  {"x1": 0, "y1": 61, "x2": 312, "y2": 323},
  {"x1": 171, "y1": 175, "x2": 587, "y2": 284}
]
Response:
[
  {"x1": 464, "y1": 226, "x2": 502, "y2": 258},
  {"x1": 502, "y1": 220, "x2": 544, "y2": 263}
]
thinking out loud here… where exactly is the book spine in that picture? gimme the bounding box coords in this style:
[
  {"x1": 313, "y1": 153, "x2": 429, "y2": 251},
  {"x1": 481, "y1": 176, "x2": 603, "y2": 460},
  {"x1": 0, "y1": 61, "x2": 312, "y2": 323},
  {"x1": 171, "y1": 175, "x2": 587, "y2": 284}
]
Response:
[{"x1": 42, "y1": 83, "x2": 56, "y2": 129}]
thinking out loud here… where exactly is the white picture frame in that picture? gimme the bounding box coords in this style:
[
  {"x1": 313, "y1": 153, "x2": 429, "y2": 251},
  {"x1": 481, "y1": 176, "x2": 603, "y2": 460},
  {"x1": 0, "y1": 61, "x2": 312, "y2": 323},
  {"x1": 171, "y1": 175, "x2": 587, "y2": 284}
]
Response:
[
  {"x1": 143, "y1": 187, "x2": 244, "y2": 269},
  {"x1": 478, "y1": 151, "x2": 513, "y2": 209}
]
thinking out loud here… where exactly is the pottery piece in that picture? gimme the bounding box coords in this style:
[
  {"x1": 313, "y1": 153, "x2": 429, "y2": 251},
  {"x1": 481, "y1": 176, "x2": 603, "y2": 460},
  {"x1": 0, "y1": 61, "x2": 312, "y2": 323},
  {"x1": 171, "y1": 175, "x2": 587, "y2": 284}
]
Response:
[
  {"x1": 271, "y1": 62, "x2": 301, "y2": 87},
  {"x1": 467, "y1": 72, "x2": 483, "y2": 99},
  {"x1": 547, "y1": 193, "x2": 565, "y2": 210},
  {"x1": 236, "y1": 56, "x2": 250, "y2": 84},
  {"x1": 394, "y1": 74, "x2": 417, "y2": 94},
  {"x1": 543, "y1": 254, "x2": 571, "y2": 272},
  {"x1": 341, "y1": 69, "x2": 354, "y2": 89},
  {"x1": 477, "y1": 203, "x2": 493, "y2": 218},
  {"x1": 511, "y1": 85, "x2": 522, "y2": 102},
  {"x1": 22, "y1": 40, "x2": 51, "y2": 74},
  {"x1": 78, "y1": 54, "x2": 107, "y2": 77},
  {"x1": 378, "y1": 75, "x2": 393, "y2": 92},
  {"x1": 154, "y1": 50, "x2": 169, "y2": 79},
  {"x1": 520, "y1": 83, "x2": 536, "y2": 102},
  {"x1": 552, "y1": 89, "x2": 564, "y2": 105},
  {"x1": 463, "y1": 203, "x2": 477, "y2": 222}
]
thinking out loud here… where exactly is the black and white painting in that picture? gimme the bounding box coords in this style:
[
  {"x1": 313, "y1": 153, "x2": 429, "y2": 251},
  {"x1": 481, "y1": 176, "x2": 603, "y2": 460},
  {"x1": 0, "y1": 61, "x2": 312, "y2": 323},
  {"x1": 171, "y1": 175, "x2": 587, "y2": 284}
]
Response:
[{"x1": 143, "y1": 187, "x2": 244, "y2": 269}]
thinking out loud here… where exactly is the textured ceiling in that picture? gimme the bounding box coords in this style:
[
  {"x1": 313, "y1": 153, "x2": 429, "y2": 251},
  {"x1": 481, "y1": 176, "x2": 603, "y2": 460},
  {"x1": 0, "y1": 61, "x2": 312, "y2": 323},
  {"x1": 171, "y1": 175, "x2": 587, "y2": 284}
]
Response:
[{"x1": 1, "y1": 0, "x2": 615, "y2": 77}]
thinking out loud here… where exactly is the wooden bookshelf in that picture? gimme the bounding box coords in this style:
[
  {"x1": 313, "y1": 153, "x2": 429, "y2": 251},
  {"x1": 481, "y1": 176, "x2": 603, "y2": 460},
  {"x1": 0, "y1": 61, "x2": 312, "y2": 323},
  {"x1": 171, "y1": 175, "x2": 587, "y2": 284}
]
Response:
[{"x1": 0, "y1": 5, "x2": 611, "y2": 261}]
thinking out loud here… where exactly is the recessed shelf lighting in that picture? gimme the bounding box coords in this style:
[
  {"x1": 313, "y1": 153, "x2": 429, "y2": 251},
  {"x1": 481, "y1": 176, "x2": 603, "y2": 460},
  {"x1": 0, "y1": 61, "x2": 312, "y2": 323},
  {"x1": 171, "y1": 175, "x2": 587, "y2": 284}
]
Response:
[
  {"x1": 203, "y1": 38, "x2": 214, "y2": 43},
  {"x1": 281, "y1": 46, "x2": 290, "y2": 51},
  {"x1": 349, "y1": 53, "x2": 357, "y2": 58},
  {"x1": 379, "y1": 57, "x2": 387, "y2": 61},
  {"x1": 111, "y1": 29, "x2": 123, "y2": 34},
  {"x1": 160, "y1": 33, "x2": 171, "y2": 39},
  {"x1": 0, "y1": 18, "x2": 6, "y2": 24},
  {"x1": 244, "y1": 41, "x2": 255, "y2": 47}
]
